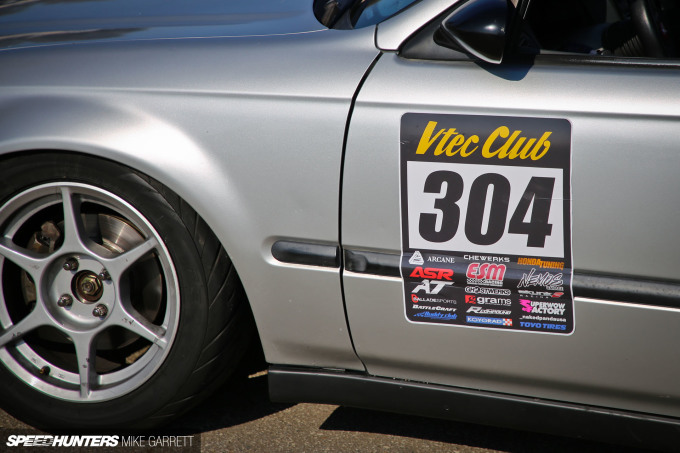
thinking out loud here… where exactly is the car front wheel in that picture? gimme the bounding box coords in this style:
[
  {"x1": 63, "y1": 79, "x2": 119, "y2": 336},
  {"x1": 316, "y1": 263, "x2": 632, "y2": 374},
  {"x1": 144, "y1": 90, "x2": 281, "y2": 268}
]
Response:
[{"x1": 0, "y1": 153, "x2": 251, "y2": 430}]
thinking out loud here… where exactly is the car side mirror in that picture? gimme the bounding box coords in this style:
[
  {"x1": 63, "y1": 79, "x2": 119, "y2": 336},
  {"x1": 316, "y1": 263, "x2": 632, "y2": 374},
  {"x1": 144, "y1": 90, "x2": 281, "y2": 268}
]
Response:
[{"x1": 438, "y1": 0, "x2": 515, "y2": 64}]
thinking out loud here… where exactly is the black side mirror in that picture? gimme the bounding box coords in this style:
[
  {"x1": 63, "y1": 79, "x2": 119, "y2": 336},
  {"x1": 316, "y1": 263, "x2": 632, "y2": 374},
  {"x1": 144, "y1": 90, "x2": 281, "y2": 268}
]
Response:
[{"x1": 438, "y1": 0, "x2": 515, "y2": 64}]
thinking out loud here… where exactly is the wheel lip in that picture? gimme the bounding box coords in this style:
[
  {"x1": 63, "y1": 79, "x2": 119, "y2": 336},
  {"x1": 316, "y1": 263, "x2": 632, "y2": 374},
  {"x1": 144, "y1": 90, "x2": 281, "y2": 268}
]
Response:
[{"x1": 0, "y1": 182, "x2": 181, "y2": 403}]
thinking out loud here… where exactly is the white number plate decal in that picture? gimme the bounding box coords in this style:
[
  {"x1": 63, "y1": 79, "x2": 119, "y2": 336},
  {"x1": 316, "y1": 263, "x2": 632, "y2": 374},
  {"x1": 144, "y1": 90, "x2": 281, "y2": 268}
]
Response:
[{"x1": 400, "y1": 113, "x2": 574, "y2": 335}]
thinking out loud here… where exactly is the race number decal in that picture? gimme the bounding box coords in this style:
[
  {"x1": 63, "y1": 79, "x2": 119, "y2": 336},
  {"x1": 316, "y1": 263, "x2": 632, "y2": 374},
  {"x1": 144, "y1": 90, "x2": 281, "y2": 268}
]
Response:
[{"x1": 400, "y1": 113, "x2": 574, "y2": 334}]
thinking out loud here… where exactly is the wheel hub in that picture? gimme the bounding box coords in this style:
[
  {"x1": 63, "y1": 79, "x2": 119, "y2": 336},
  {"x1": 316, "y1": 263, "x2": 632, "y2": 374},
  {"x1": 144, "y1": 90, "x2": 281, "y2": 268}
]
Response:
[
  {"x1": 73, "y1": 270, "x2": 103, "y2": 303},
  {"x1": 46, "y1": 255, "x2": 115, "y2": 330}
]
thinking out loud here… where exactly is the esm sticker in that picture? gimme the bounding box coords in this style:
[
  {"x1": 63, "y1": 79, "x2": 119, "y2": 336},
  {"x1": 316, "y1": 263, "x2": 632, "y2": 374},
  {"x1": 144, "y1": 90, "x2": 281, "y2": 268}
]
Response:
[{"x1": 400, "y1": 113, "x2": 574, "y2": 334}]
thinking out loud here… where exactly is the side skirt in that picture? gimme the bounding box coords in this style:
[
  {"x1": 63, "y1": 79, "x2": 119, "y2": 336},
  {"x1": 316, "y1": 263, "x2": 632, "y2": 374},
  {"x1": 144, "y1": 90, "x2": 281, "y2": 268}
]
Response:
[{"x1": 269, "y1": 366, "x2": 680, "y2": 451}]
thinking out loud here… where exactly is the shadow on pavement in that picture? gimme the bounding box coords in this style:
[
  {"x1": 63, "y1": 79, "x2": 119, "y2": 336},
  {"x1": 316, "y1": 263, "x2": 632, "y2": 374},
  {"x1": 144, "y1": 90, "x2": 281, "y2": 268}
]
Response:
[
  {"x1": 165, "y1": 372, "x2": 293, "y2": 433},
  {"x1": 320, "y1": 406, "x2": 656, "y2": 453},
  {"x1": 164, "y1": 335, "x2": 656, "y2": 453},
  {"x1": 169, "y1": 371, "x2": 656, "y2": 453}
]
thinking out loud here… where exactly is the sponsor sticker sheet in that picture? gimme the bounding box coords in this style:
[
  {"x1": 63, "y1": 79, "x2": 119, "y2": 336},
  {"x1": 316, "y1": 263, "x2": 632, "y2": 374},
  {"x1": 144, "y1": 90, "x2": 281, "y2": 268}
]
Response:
[{"x1": 400, "y1": 113, "x2": 574, "y2": 334}]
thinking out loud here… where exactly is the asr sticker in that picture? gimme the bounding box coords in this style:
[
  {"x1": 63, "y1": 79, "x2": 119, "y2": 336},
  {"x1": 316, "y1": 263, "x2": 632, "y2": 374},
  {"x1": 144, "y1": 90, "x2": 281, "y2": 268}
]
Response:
[{"x1": 400, "y1": 113, "x2": 574, "y2": 334}]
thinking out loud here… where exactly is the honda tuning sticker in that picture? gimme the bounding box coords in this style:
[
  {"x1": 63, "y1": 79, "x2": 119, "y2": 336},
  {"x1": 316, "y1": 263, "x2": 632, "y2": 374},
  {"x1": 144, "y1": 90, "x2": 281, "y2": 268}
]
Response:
[{"x1": 400, "y1": 113, "x2": 574, "y2": 334}]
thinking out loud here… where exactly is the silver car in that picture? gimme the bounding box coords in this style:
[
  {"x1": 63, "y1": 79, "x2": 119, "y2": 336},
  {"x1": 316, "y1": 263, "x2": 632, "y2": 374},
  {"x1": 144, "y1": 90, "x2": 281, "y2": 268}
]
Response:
[{"x1": 0, "y1": 0, "x2": 678, "y2": 448}]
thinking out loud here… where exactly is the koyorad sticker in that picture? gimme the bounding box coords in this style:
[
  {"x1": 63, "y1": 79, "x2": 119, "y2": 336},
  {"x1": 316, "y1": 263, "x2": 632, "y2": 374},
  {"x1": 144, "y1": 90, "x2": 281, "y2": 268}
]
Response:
[{"x1": 400, "y1": 113, "x2": 574, "y2": 335}]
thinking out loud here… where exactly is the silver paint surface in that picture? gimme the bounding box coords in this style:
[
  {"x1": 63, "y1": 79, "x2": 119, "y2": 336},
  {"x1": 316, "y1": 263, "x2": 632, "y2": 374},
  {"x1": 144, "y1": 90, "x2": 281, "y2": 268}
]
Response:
[
  {"x1": 342, "y1": 52, "x2": 680, "y2": 416},
  {"x1": 2, "y1": 0, "x2": 680, "y2": 422},
  {"x1": 0, "y1": 2, "x2": 379, "y2": 371},
  {"x1": 0, "y1": 0, "x2": 323, "y2": 49}
]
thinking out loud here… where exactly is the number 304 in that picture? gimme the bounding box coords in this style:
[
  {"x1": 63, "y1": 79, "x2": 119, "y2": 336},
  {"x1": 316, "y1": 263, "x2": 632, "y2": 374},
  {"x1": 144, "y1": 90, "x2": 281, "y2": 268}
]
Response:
[{"x1": 419, "y1": 171, "x2": 555, "y2": 247}]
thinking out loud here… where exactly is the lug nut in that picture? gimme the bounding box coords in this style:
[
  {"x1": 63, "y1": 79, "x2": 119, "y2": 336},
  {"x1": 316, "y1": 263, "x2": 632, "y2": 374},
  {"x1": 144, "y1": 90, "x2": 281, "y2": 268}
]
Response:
[
  {"x1": 98, "y1": 269, "x2": 111, "y2": 281},
  {"x1": 75, "y1": 272, "x2": 103, "y2": 301},
  {"x1": 57, "y1": 294, "x2": 73, "y2": 307},
  {"x1": 63, "y1": 258, "x2": 79, "y2": 271},
  {"x1": 79, "y1": 275, "x2": 101, "y2": 296},
  {"x1": 92, "y1": 304, "x2": 108, "y2": 318}
]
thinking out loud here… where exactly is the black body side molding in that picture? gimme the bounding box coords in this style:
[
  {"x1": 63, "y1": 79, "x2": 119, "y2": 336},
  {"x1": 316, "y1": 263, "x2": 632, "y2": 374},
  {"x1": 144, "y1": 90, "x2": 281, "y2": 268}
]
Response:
[
  {"x1": 343, "y1": 249, "x2": 401, "y2": 277},
  {"x1": 271, "y1": 241, "x2": 340, "y2": 268},
  {"x1": 342, "y1": 249, "x2": 680, "y2": 309},
  {"x1": 272, "y1": 244, "x2": 680, "y2": 309},
  {"x1": 269, "y1": 366, "x2": 680, "y2": 452}
]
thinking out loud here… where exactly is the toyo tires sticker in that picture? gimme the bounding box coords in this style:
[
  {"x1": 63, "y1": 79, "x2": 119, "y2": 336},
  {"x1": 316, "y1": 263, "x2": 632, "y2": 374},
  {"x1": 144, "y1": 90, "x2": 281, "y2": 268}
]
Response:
[{"x1": 400, "y1": 113, "x2": 574, "y2": 334}]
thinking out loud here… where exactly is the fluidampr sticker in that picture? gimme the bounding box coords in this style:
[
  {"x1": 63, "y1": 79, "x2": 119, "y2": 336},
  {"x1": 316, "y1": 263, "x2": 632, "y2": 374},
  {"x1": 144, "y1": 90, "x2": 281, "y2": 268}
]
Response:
[{"x1": 400, "y1": 113, "x2": 574, "y2": 334}]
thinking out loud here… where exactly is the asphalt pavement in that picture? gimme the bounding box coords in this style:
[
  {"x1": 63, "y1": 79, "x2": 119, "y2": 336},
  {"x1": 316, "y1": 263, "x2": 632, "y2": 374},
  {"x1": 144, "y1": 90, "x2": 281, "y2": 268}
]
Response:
[
  {"x1": 167, "y1": 371, "x2": 658, "y2": 453},
  {"x1": 0, "y1": 368, "x2": 657, "y2": 453}
]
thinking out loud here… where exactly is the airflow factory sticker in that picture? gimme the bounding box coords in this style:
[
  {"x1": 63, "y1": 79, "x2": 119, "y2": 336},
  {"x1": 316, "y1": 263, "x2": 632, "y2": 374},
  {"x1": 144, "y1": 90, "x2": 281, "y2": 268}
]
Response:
[{"x1": 400, "y1": 113, "x2": 574, "y2": 334}]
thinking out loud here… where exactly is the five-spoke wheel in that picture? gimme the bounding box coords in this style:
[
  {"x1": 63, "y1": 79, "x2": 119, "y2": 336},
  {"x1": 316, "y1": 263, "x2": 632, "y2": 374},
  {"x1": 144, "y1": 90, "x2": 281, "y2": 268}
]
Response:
[
  {"x1": 0, "y1": 154, "x2": 250, "y2": 430},
  {"x1": 0, "y1": 183, "x2": 179, "y2": 401}
]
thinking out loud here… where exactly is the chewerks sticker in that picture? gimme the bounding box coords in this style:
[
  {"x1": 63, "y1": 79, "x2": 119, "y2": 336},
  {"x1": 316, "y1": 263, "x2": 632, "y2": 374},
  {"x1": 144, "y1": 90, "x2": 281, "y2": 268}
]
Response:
[{"x1": 399, "y1": 113, "x2": 574, "y2": 334}]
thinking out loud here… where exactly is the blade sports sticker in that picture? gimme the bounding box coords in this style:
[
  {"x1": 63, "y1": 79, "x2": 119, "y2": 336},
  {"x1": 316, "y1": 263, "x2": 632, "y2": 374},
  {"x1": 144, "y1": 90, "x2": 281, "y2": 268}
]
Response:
[{"x1": 400, "y1": 113, "x2": 573, "y2": 334}]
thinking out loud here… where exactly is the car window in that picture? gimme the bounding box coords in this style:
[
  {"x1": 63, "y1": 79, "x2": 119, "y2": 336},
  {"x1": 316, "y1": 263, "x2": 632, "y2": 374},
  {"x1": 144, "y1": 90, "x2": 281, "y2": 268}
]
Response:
[
  {"x1": 314, "y1": 0, "x2": 421, "y2": 29},
  {"x1": 352, "y1": 0, "x2": 421, "y2": 27},
  {"x1": 524, "y1": 0, "x2": 680, "y2": 58}
]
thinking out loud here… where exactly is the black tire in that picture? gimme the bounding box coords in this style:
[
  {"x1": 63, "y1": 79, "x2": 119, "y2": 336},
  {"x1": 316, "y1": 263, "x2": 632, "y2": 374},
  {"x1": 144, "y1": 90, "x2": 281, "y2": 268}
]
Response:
[{"x1": 0, "y1": 152, "x2": 252, "y2": 430}]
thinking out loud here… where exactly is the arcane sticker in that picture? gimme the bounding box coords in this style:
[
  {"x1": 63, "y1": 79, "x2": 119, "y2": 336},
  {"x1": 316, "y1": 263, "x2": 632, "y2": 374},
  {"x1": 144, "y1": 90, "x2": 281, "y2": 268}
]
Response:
[{"x1": 400, "y1": 113, "x2": 574, "y2": 334}]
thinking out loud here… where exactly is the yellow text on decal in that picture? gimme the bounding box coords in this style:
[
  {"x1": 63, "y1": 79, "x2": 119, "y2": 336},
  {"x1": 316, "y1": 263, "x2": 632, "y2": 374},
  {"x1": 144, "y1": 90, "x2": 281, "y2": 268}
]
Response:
[
  {"x1": 482, "y1": 126, "x2": 552, "y2": 160},
  {"x1": 415, "y1": 121, "x2": 479, "y2": 157}
]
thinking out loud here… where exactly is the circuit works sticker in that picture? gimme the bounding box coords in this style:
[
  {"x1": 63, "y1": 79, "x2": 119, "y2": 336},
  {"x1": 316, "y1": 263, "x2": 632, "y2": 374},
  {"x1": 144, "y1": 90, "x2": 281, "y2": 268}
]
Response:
[{"x1": 400, "y1": 113, "x2": 573, "y2": 334}]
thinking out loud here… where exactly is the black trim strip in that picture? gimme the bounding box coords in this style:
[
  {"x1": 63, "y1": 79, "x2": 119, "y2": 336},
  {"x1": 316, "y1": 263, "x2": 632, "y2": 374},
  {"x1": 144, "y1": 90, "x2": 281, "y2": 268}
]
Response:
[
  {"x1": 534, "y1": 53, "x2": 680, "y2": 69},
  {"x1": 344, "y1": 249, "x2": 401, "y2": 277},
  {"x1": 271, "y1": 241, "x2": 340, "y2": 268},
  {"x1": 269, "y1": 367, "x2": 680, "y2": 451},
  {"x1": 342, "y1": 249, "x2": 680, "y2": 309},
  {"x1": 575, "y1": 272, "x2": 680, "y2": 308}
]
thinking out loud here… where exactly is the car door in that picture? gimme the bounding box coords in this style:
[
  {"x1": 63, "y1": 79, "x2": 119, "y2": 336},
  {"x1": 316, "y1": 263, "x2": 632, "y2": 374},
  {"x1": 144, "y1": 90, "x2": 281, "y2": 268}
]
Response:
[{"x1": 341, "y1": 0, "x2": 680, "y2": 418}]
